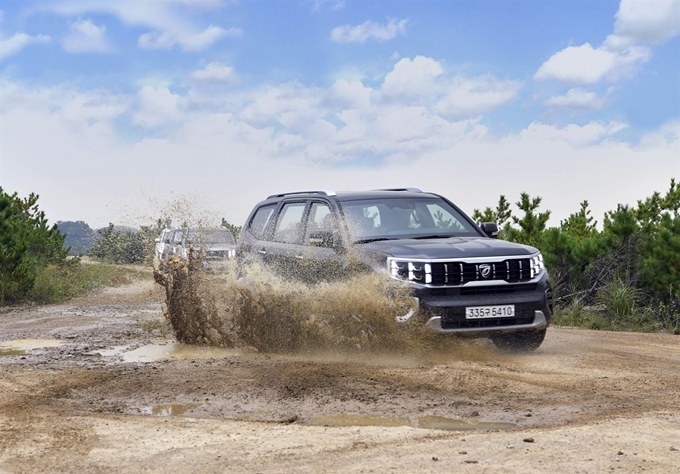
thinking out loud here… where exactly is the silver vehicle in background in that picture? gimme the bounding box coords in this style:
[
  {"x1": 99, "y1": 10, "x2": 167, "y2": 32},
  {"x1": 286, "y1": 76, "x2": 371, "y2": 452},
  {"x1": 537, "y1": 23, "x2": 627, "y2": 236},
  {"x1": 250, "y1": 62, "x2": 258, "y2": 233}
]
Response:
[{"x1": 176, "y1": 227, "x2": 237, "y2": 265}]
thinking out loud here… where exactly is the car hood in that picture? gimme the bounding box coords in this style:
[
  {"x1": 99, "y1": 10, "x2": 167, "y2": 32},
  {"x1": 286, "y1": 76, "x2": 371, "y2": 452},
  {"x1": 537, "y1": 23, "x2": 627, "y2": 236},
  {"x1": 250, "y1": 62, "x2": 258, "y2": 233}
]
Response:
[{"x1": 358, "y1": 237, "x2": 537, "y2": 259}]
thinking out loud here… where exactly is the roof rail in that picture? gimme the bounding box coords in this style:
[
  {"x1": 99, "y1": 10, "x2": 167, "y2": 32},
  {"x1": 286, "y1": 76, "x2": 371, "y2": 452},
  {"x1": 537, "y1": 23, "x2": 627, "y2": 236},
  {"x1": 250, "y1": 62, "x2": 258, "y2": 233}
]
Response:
[
  {"x1": 266, "y1": 189, "x2": 337, "y2": 199},
  {"x1": 374, "y1": 187, "x2": 425, "y2": 193}
]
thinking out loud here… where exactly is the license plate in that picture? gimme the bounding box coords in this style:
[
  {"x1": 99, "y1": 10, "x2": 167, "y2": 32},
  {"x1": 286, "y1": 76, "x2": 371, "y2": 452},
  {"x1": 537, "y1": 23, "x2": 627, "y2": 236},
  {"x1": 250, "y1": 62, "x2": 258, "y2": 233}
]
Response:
[{"x1": 465, "y1": 305, "x2": 515, "y2": 319}]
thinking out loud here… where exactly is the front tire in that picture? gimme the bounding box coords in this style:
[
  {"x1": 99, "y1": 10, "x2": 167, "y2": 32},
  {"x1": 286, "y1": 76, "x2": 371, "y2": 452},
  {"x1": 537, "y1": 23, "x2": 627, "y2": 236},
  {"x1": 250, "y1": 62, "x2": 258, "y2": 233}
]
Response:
[{"x1": 491, "y1": 329, "x2": 546, "y2": 353}]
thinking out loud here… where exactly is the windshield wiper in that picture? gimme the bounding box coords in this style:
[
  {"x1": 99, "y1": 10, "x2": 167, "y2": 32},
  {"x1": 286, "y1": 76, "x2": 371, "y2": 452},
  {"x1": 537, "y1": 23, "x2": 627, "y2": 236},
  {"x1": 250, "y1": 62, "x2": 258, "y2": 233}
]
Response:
[{"x1": 352, "y1": 237, "x2": 397, "y2": 244}]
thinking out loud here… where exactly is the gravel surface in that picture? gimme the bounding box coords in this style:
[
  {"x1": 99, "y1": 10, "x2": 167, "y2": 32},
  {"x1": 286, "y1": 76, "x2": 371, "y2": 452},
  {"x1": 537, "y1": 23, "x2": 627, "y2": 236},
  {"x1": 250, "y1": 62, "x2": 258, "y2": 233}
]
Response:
[{"x1": 1, "y1": 276, "x2": 679, "y2": 473}]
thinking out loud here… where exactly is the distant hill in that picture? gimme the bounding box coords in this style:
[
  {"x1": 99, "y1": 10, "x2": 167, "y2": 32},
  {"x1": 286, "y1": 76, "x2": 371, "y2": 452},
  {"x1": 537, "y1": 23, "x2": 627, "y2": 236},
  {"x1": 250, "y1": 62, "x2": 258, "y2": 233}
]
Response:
[
  {"x1": 98, "y1": 225, "x2": 139, "y2": 234},
  {"x1": 57, "y1": 221, "x2": 97, "y2": 256}
]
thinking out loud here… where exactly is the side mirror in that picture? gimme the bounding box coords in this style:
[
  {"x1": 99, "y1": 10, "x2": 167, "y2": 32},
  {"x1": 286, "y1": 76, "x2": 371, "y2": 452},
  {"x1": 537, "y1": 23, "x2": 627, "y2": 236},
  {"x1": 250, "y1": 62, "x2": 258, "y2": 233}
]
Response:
[
  {"x1": 480, "y1": 222, "x2": 499, "y2": 239},
  {"x1": 308, "y1": 230, "x2": 337, "y2": 248}
]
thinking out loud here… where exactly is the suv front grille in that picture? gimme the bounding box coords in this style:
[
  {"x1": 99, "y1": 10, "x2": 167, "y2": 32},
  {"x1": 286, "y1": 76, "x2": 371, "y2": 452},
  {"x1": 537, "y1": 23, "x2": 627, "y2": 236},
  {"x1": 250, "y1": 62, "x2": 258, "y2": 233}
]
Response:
[
  {"x1": 389, "y1": 257, "x2": 537, "y2": 287},
  {"x1": 429, "y1": 259, "x2": 532, "y2": 286}
]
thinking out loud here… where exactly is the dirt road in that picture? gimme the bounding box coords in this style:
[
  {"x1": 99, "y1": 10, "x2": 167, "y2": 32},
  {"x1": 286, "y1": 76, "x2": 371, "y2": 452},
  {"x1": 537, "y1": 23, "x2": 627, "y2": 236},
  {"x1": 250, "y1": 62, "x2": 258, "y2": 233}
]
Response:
[{"x1": 1, "y1": 276, "x2": 679, "y2": 473}]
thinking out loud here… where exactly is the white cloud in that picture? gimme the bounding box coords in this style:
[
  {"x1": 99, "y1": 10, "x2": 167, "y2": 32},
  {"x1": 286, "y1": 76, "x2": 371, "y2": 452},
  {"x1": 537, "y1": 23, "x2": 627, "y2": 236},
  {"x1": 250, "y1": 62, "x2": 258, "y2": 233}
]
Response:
[
  {"x1": 512, "y1": 121, "x2": 628, "y2": 147},
  {"x1": 63, "y1": 18, "x2": 111, "y2": 53},
  {"x1": 331, "y1": 18, "x2": 407, "y2": 44},
  {"x1": 0, "y1": 32, "x2": 51, "y2": 61},
  {"x1": 138, "y1": 25, "x2": 241, "y2": 51},
  {"x1": 640, "y1": 119, "x2": 680, "y2": 148},
  {"x1": 190, "y1": 62, "x2": 239, "y2": 83},
  {"x1": 606, "y1": 0, "x2": 680, "y2": 48},
  {"x1": 379, "y1": 56, "x2": 521, "y2": 116},
  {"x1": 132, "y1": 86, "x2": 181, "y2": 129},
  {"x1": 2, "y1": 76, "x2": 678, "y2": 235},
  {"x1": 534, "y1": 0, "x2": 678, "y2": 85},
  {"x1": 434, "y1": 75, "x2": 522, "y2": 117},
  {"x1": 543, "y1": 88, "x2": 608, "y2": 111},
  {"x1": 381, "y1": 56, "x2": 443, "y2": 98},
  {"x1": 534, "y1": 42, "x2": 650, "y2": 84},
  {"x1": 45, "y1": 0, "x2": 240, "y2": 51},
  {"x1": 310, "y1": 0, "x2": 345, "y2": 11}
]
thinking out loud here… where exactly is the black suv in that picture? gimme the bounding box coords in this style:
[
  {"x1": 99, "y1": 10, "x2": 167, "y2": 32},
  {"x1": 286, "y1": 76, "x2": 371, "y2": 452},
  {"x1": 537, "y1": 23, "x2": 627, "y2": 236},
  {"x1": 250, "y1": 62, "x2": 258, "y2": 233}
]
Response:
[{"x1": 236, "y1": 188, "x2": 553, "y2": 351}]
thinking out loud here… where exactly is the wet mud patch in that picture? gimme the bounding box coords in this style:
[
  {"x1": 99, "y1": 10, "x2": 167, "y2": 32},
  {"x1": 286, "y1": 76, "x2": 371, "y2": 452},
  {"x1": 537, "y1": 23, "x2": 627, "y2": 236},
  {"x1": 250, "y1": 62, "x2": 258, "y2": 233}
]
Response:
[
  {"x1": 0, "y1": 339, "x2": 63, "y2": 356},
  {"x1": 310, "y1": 414, "x2": 516, "y2": 431}
]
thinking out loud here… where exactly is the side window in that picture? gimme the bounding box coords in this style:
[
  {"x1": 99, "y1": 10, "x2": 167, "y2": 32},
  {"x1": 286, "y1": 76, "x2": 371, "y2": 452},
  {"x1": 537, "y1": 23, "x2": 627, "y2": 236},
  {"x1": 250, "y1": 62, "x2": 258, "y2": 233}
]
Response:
[
  {"x1": 272, "y1": 202, "x2": 307, "y2": 244},
  {"x1": 248, "y1": 204, "x2": 276, "y2": 240},
  {"x1": 304, "y1": 202, "x2": 335, "y2": 243}
]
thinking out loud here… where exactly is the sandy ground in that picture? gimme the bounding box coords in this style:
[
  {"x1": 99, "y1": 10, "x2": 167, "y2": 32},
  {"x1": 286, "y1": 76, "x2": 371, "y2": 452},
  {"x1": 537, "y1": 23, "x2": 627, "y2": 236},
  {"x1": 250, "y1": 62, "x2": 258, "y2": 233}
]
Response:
[{"x1": 1, "y1": 275, "x2": 679, "y2": 473}]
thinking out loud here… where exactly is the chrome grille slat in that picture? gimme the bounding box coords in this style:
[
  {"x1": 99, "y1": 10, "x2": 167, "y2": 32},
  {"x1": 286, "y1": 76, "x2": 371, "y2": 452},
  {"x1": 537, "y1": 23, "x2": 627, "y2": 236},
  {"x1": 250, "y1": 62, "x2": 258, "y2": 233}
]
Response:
[{"x1": 426, "y1": 258, "x2": 532, "y2": 286}]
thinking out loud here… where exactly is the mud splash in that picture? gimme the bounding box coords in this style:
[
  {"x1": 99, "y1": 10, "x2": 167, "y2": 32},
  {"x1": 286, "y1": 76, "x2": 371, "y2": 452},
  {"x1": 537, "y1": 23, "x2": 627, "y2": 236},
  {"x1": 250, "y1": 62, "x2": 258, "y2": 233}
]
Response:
[{"x1": 154, "y1": 254, "x2": 472, "y2": 355}]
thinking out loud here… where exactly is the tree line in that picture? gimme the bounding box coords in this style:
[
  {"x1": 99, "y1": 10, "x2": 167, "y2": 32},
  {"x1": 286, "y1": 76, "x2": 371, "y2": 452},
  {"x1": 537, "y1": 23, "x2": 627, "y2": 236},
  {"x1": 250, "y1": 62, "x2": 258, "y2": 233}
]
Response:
[{"x1": 2, "y1": 182, "x2": 678, "y2": 333}]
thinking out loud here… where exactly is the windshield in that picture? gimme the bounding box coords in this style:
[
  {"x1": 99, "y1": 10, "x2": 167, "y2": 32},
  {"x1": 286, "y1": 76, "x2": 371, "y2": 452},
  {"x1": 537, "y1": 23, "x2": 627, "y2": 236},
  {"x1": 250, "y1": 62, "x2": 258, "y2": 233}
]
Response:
[
  {"x1": 339, "y1": 197, "x2": 481, "y2": 241},
  {"x1": 186, "y1": 228, "x2": 235, "y2": 245}
]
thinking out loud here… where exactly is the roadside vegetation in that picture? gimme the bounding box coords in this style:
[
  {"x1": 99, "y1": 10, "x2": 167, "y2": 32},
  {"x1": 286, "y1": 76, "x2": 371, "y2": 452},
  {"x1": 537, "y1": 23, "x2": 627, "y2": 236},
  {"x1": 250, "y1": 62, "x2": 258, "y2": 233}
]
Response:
[
  {"x1": 0, "y1": 188, "x2": 146, "y2": 306},
  {"x1": 473, "y1": 178, "x2": 680, "y2": 333}
]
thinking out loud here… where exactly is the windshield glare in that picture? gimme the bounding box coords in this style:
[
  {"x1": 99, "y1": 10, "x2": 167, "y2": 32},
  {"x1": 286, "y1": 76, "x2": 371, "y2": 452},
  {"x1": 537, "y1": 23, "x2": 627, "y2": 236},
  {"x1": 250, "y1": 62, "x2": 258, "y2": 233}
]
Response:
[{"x1": 339, "y1": 198, "x2": 481, "y2": 241}]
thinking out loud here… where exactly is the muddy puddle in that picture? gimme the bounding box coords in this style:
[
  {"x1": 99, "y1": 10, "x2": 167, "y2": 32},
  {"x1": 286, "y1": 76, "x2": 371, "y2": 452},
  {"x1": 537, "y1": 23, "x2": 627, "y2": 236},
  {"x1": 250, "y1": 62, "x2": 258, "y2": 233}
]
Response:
[
  {"x1": 310, "y1": 414, "x2": 516, "y2": 431},
  {"x1": 96, "y1": 343, "x2": 242, "y2": 362},
  {"x1": 0, "y1": 339, "x2": 63, "y2": 356},
  {"x1": 142, "y1": 403, "x2": 202, "y2": 416}
]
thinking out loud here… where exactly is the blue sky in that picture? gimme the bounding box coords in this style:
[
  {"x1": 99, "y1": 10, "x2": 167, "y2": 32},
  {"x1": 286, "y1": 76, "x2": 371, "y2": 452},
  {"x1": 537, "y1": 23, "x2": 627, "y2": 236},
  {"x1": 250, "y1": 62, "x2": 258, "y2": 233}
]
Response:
[{"x1": 0, "y1": 0, "x2": 678, "y2": 228}]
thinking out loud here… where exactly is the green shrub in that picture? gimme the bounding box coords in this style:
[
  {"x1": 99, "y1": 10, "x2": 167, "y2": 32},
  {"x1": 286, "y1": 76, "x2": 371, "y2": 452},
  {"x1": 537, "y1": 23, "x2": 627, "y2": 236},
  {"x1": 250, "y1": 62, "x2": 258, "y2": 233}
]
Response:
[{"x1": 29, "y1": 263, "x2": 144, "y2": 304}]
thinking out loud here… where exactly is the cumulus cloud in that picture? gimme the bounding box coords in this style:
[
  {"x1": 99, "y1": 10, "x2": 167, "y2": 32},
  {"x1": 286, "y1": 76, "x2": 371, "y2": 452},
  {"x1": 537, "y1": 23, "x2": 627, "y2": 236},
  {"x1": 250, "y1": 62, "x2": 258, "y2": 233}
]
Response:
[
  {"x1": 190, "y1": 62, "x2": 239, "y2": 83},
  {"x1": 535, "y1": 0, "x2": 677, "y2": 85},
  {"x1": 543, "y1": 88, "x2": 609, "y2": 111},
  {"x1": 534, "y1": 42, "x2": 650, "y2": 84},
  {"x1": 0, "y1": 32, "x2": 51, "y2": 61},
  {"x1": 606, "y1": 0, "x2": 680, "y2": 48},
  {"x1": 379, "y1": 56, "x2": 521, "y2": 116},
  {"x1": 62, "y1": 18, "x2": 111, "y2": 53},
  {"x1": 45, "y1": 0, "x2": 241, "y2": 51},
  {"x1": 132, "y1": 86, "x2": 181, "y2": 129},
  {"x1": 331, "y1": 18, "x2": 407, "y2": 43},
  {"x1": 381, "y1": 56, "x2": 443, "y2": 98}
]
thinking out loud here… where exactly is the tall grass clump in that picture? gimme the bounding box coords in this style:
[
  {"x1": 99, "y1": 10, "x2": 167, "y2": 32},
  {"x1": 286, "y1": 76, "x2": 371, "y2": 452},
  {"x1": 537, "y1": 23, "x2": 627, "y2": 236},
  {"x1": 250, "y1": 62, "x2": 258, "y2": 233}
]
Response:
[{"x1": 29, "y1": 262, "x2": 144, "y2": 304}]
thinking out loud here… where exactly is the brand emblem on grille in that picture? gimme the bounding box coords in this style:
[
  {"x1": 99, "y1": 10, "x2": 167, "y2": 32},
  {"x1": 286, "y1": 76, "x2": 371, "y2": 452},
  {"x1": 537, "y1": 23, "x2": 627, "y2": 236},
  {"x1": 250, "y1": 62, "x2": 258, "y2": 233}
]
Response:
[{"x1": 479, "y1": 264, "x2": 492, "y2": 279}]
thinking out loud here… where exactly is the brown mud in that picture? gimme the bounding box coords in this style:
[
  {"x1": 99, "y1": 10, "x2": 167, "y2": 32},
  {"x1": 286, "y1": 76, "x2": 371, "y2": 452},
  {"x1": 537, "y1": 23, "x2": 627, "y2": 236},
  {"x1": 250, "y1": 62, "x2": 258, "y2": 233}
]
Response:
[{"x1": 1, "y1": 272, "x2": 679, "y2": 473}]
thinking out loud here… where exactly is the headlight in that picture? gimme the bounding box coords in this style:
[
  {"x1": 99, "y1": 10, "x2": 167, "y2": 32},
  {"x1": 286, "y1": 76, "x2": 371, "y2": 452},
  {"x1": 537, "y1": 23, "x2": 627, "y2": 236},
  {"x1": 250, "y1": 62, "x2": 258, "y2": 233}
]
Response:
[
  {"x1": 530, "y1": 253, "x2": 545, "y2": 278},
  {"x1": 388, "y1": 259, "x2": 432, "y2": 284}
]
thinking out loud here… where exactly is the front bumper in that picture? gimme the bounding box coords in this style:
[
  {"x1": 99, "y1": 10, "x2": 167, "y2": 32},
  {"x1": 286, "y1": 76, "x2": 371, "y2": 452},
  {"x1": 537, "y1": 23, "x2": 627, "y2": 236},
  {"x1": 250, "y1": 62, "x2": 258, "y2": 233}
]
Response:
[
  {"x1": 398, "y1": 271, "x2": 552, "y2": 337},
  {"x1": 424, "y1": 310, "x2": 548, "y2": 336}
]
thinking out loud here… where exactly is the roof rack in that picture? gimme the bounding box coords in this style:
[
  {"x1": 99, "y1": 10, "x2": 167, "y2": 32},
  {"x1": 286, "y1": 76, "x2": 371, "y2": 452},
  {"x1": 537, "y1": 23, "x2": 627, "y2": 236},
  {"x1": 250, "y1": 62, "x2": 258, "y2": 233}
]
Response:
[
  {"x1": 373, "y1": 187, "x2": 425, "y2": 193},
  {"x1": 266, "y1": 190, "x2": 337, "y2": 199}
]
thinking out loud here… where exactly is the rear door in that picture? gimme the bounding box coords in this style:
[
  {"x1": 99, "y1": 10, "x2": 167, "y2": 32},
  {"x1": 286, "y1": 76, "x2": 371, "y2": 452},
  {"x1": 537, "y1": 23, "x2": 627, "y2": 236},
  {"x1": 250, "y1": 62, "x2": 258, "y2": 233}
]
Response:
[
  {"x1": 298, "y1": 201, "x2": 346, "y2": 281},
  {"x1": 267, "y1": 201, "x2": 309, "y2": 278}
]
